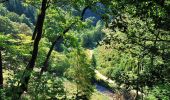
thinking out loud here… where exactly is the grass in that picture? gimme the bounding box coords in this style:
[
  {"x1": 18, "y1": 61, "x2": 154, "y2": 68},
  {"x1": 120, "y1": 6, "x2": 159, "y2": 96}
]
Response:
[
  {"x1": 91, "y1": 90, "x2": 111, "y2": 100},
  {"x1": 63, "y1": 79, "x2": 111, "y2": 100}
]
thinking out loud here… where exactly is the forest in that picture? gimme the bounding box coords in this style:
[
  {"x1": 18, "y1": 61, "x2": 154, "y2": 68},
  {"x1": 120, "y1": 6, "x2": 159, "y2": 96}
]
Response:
[{"x1": 0, "y1": 0, "x2": 170, "y2": 100}]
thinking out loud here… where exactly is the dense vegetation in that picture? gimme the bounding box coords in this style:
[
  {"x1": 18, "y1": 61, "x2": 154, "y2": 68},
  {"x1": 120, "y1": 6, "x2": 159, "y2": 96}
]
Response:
[{"x1": 0, "y1": 0, "x2": 170, "y2": 100}]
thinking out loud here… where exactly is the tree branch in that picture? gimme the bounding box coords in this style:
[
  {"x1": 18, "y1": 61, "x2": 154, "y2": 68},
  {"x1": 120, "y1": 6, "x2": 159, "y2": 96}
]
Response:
[{"x1": 0, "y1": 0, "x2": 8, "y2": 3}]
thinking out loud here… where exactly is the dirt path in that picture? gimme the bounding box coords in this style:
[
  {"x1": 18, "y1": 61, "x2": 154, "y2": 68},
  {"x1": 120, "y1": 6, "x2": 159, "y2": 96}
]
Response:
[
  {"x1": 88, "y1": 49, "x2": 116, "y2": 84},
  {"x1": 88, "y1": 49, "x2": 142, "y2": 100},
  {"x1": 88, "y1": 49, "x2": 118, "y2": 99}
]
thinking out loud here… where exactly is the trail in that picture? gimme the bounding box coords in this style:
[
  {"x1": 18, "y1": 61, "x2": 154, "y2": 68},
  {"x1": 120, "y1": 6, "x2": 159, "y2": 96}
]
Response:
[
  {"x1": 88, "y1": 49, "x2": 116, "y2": 99},
  {"x1": 94, "y1": 70, "x2": 116, "y2": 85},
  {"x1": 88, "y1": 49, "x2": 116, "y2": 85},
  {"x1": 88, "y1": 49, "x2": 142, "y2": 100}
]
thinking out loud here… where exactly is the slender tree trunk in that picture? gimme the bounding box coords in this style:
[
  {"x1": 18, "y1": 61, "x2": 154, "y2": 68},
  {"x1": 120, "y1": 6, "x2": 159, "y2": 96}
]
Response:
[
  {"x1": 40, "y1": 24, "x2": 74, "y2": 74},
  {"x1": 32, "y1": 25, "x2": 37, "y2": 40},
  {"x1": 34, "y1": 6, "x2": 90, "y2": 95},
  {"x1": 40, "y1": 37, "x2": 58, "y2": 74},
  {"x1": 39, "y1": 6, "x2": 89, "y2": 77},
  {"x1": 0, "y1": 50, "x2": 3, "y2": 89},
  {"x1": 80, "y1": 6, "x2": 89, "y2": 20},
  {"x1": 34, "y1": 24, "x2": 75, "y2": 94},
  {"x1": 34, "y1": 4, "x2": 94, "y2": 97},
  {"x1": 12, "y1": 0, "x2": 48, "y2": 99}
]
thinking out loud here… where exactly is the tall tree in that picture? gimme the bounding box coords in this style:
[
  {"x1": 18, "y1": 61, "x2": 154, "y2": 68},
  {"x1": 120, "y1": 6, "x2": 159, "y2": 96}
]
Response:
[
  {"x1": 65, "y1": 48, "x2": 94, "y2": 99},
  {"x1": 12, "y1": 0, "x2": 49, "y2": 99},
  {"x1": 39, "y1": 4, "x2": 93, "y2": 77}
]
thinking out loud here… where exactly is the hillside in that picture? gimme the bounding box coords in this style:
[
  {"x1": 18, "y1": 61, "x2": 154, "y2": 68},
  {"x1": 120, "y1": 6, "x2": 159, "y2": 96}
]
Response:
[{"x1": 0, "y1": 0, "x2": 170, "y2": 100}]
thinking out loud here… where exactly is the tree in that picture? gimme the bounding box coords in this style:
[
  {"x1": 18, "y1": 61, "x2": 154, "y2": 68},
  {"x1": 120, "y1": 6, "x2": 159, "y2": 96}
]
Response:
[
  {"x1": 65, "y1": 48, "x2": 94, "y2": 99},
  {"x1": 12, "y1": 0, "x2": 96, "y2": 98},
  {"x1": 0, "y1": 16, "x2": 15, "y2": 34},
  {"x1": 94, "y1": 0, "x2": 170, "y2": 99},
  {"x1": 12, "y1": 0, "x2": 49, "y2": 99},
  {"x1": 39, "y1": 4, "x2": 93, "y2": 78}
]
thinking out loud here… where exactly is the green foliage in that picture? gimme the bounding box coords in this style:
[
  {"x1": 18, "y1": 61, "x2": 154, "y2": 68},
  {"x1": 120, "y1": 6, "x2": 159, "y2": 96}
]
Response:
[
  {"x1": 81, "y1": 21, "x2": 105, "y2": 49},
  {"x1": 44, "y1": 7, "x2": 78, "y2": 42},
  {"x1": 28, "y1": 73, "x2": 66, "y2": 100},
  {"x1": 5, "y1": 0, "x2": 36, "y2": 23},
  {"x1": 0, "y1": 5, "x2": 33, "y2": 34},
  {"x1": 48, "y1": 51, "x2": 69, "y2": 76},
  {"x1": 65, "y1": 48, "x2": 95, "y2": 99},
  {"x1": 145, "y1": 83, "x2": 170, "y2": 100},
  {"x1": 0, "y1": 0, "x2": 170, "y2": 99},
  {"x1": 0, "y1": 16, "x2": 15, "y2": 34}
]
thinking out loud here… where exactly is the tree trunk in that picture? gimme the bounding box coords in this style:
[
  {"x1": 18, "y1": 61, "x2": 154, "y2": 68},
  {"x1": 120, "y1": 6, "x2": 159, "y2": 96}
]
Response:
[
  {"x1": 34, "y1": 24, "x2": 74, "y2": 93},
  {"x1": 39, "y1": 6, "x2": 89, "y2": 77},
  {"x1": 0, "y1": 50, "x2": 3, "y2": 89},
  {"x1": 32, "y1": 25, "x2": 37, "y2": 40},
  {"x1": 34, "y1": 4, "x2": 93, "y2": 97},
  {"x1": 12, "y1": 0, "x2": 48, "y2": 99},
  {"x1": 40, "y1": 24, "x2": 74, "y2": 74},
  {"x1": 34, "y1": 6, "x2": 90, "y2": 94}
]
